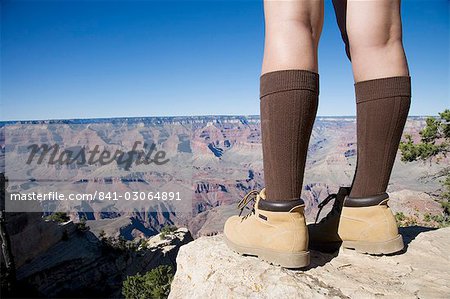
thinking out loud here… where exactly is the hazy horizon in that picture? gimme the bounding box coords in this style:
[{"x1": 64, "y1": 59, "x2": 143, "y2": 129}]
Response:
[{"x1": 0, "y1": 114, "x2": 435, "y2": 124}]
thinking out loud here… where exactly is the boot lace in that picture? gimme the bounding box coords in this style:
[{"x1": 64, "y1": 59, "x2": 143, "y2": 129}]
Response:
[
  {"x1": 315, "y1": 193, "x2": 340, "y2": 224},
  {"x1": 237, "y1": 190, "x2": 259, "y2": 219}
]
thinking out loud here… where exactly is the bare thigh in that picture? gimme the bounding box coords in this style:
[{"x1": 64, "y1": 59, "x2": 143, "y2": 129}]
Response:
[
  {"x1": 262, "y1": 0, "x2": 324, "y2": 74},
  {"x1": 346, "y1": 0, "x2": 409, "y2": 81}
]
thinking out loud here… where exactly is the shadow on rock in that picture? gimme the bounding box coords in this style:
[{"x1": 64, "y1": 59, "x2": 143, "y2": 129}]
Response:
[
  {"x1": 399, "y1": 225, "x2": 437, "y2": 249},
  {"x1": 306, "y1": 249, "x2": 339, "y2": 270},
  {"x1": 286, "y1": 249, "x2": 340, "y2": 271},
  {"x1": 298, "y1": 225, "x2": 437, "y2": 270}
]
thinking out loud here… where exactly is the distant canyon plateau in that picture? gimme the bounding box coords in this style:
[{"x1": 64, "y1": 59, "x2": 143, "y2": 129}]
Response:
[{"x1": 1, "y1": 115, "x2": 446, "y2": 239}]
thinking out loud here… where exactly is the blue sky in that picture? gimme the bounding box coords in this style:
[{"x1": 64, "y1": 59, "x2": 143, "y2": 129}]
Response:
[{"x1": 1, "y1": 0, "x2": 449, "y2": 121}]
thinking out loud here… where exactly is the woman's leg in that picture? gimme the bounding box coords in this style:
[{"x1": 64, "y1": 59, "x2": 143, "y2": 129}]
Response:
[
  {"x1": 347, "y1": 0, "x2": 409, "y2": 81},
  {"x1": 223, "y1": 1, "x2": 324, "y2": 268},
  {"x1": 261, "y1": 0, "x2": 323, "y2": 201},
  {"x1": 309, "y1": 0, "x2": 408, "y2": 255},
  {"x1": 346, "y1": 0, "x2": 411, "y2": 198},
  {"x1": 262, "y1": 0, "x2": 323, "y2": 74}
]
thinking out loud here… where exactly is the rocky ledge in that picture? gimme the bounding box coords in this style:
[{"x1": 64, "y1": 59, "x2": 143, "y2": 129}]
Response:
[{"x1": 169, "y1": 227, "x2": 450, "y2": 298}]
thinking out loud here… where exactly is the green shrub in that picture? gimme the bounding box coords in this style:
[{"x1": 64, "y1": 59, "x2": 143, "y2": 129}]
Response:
[
  {"x1": 99, "y1": 230, "x2": 107, "y2": 241},
  {"x1": 76, "y1": 217, "x2": 89, "y2": 232},
  {"x1": 424, "y1": 213, "x2": 450, "y2": 228},
  {"x1": 399, "y1": 109, "x2": 450, "y2": 219},
  {"x1": 395, "y1": 212, "x2": 406, "y2": 222},
  {"x1": 137, "y1": 238, "x2": 149, "y2": 250},
  {"x1": 45, "y1": 212, "x2": 70, "y2": 223},
  {"x1": 160, "y1": 225, "x2": 177, "y2": 239},
  {"x1": 395, "y1": 212, "x2": 419, "y2": 227},
  {"x1": 122, "y1": 265, "x2": 174, "y2": 299}
]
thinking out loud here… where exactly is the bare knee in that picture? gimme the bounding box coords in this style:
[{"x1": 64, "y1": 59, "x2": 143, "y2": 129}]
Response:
[
  {"x1": 348, "y1": 26, "x2": 408, "y2": 81},
  {"x1": 264, "y1": 1, "x2": 323, "y2": 46},
  {"x1": 348, "y1": 23, "x2": 403, "y2": 58},
  {"x1": 268, "y1": 19, "x2": 321, "y2": 46},
  {"x1": 349, "y1": 27, "x2": 406, "y2": 72}
]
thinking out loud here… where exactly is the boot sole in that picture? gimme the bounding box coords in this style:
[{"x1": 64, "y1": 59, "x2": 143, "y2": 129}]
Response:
[
  {"x1": 342, "y1": 234, "x2": 404, "y2": 255},
  {"x1": 224, "y1": 236, "x2": 310, "y2": 269}
]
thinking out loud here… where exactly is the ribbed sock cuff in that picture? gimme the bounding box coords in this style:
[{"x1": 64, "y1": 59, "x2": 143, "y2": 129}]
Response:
[
  {"x1": 355, "y1": 76, "x2": 411, "y2": 104},
  {"x1": 260, "y1": 69, "x2": 319, "y2": 99}
]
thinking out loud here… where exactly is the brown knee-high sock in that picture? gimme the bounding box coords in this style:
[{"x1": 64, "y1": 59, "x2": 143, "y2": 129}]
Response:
[
  {"x1": 350, "y1": 76, "x2": 411, "y2": 198},
  {"x1": 260, "y1": 70, "x2": 319, "y2": 201}
]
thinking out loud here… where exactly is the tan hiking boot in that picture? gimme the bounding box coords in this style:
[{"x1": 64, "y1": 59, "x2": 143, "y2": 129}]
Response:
[
  {"x1": 224, "y1": 189, "x2": 310, "y2": 268},
  {"x1": 308, "y1": 188, "x2": 404, "y2": 255}
]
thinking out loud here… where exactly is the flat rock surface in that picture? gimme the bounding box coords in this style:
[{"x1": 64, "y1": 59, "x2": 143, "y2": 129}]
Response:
[{"x1": 169, "y1": 227, "x2": 450, "y2": 299}]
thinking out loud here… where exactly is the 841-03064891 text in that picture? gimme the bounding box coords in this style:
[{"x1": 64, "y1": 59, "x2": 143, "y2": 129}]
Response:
[
  {"x1": 97, "y1": 191, "x2": 182, "y2": 201},
  {"x1": 8, "y1": 191, "x2": 182, "y2": 201}
]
